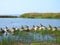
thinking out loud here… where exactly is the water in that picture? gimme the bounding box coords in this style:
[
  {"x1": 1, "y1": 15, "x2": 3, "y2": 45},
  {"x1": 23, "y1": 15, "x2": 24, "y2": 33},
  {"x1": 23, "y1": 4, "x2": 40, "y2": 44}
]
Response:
[
  {"x1": 0, "y1": 18, "x2": 60, "y2": 29},
  {"x1": 0, "y1": 32, "x2": 56, "y2": 43},
  {"x1": 0, "y1": 18, "x2": 60, "y2": 43}
]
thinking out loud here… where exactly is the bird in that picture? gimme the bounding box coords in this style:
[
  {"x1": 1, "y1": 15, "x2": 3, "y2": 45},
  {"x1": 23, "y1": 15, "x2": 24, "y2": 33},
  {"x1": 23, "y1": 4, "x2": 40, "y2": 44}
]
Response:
[
  {"x1": 4, "y1": 26, "x2": 9, "y2": 32},
  {"x1": 0, "y1": 28, "x2": 4, "y2": 33},
  {"x1": 20, "y1": 26, "x2": 24, "y2": 31},
  {"x1": 52, "y1": 27, "x2": 57, "y2": 31},
  {"x1": 24, "y1": 25, "x2": 29, "y2": 32},
  {"x1": 10, "y1": 27, "x2": 15, "y2": 33},
  {"x1": 47, "y1": 25, "x2": 52, "y2": 30},
  {"x1": 39, "y1": 24, "x2": 47, "y2": 30}
]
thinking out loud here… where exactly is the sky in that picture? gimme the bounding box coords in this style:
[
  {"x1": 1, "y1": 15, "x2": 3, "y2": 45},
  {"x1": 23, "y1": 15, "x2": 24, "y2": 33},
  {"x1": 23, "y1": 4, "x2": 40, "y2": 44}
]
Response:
[{"x1": 0, "y1": 0, "x2": 60, "y2": 15}]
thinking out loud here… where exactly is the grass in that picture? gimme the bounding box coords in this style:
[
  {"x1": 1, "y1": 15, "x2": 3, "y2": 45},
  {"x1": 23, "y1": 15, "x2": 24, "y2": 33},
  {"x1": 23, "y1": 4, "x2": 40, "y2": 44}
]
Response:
[
  {"x1": 0, "y1": 13, "x2": 60, "y2": 18},
  {"x1": 0, "y1": 37, "x2": 16, "y2": 45},
  {"x1": 0, "y1": 30, "x2": 60, "y2": 45},
  {"x1": 14, "y1": 30, "x2": 60, "y2": 43},
  {"x1": 20, "y1": 13, "x2": 60, "y2": 19},
  {"x1": 30, "y1": 42, "x2": 60, "y2": 45}
]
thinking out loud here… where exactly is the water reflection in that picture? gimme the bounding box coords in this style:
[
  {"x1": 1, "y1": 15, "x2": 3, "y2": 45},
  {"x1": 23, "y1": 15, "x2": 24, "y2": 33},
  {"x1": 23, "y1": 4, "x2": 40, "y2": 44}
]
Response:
[{"x1": 0, "y1": 32, "x2": 56, "y2": 43}]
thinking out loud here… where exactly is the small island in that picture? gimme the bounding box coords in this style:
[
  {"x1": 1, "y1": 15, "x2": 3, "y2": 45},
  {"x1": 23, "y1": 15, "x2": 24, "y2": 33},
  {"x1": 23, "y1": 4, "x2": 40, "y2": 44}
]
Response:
[{"x1": 20, "y1": 13, "x2": 60, "y2": 19}]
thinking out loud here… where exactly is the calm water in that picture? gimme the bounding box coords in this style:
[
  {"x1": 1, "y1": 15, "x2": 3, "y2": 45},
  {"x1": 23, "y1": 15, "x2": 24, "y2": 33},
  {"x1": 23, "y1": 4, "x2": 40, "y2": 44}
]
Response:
[
  {"x1": 0, "y1": 18, "x2": 59, "y2": 42},
  {"x1": 0, "y1": 32, "x2": 56, "y2": 43},
  {"x1": 0, "y1": 18, "x2": 60, "y2": 29}
]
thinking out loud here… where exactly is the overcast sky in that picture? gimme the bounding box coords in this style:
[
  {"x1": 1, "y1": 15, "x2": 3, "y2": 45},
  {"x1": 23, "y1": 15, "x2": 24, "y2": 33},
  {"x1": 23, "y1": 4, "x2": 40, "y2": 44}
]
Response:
[{"x1": 0, "y1": 0, "x2": 60, "y2": 15}]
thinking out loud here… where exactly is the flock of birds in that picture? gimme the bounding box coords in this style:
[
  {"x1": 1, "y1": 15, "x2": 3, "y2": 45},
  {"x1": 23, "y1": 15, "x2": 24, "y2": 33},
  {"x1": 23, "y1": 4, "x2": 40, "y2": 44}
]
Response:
[{"x1": 0, "y1": 24, "x2": 60, "y2": 33}]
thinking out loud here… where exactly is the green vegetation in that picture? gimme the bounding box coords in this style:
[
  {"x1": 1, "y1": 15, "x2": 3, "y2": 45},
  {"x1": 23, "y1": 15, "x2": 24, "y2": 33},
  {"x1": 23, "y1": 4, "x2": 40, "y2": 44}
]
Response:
[
  {"x1": 13, "y1": 30, "x2": 60, "y2": 44},
  {"x1": 0, "y1": 13, "x2": 60, "y2": 18},
  {"x1": 30, "y1": 42, "x2": 60, "y2": 45},
  {"x1": 0, "y1": 15, "x2": 17, "y2": 18},
  {"x1": 20, "y1": 13, "x2": 60, "y2": 18},
  {"x1": 0, "y1": 30, "x2": 60, "y2": 45}
]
